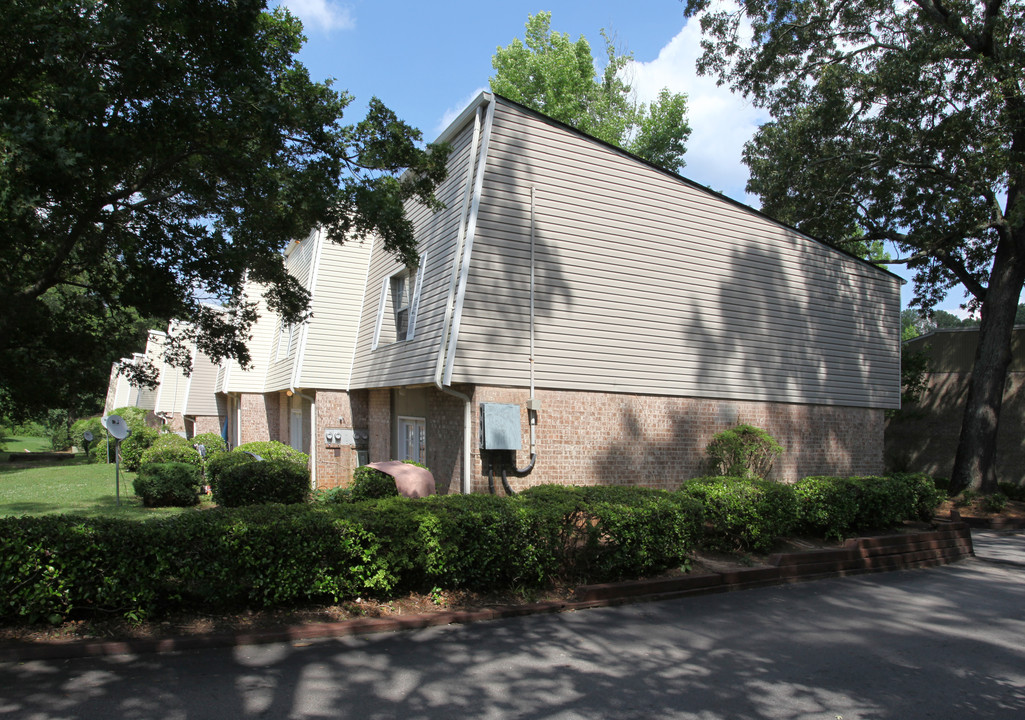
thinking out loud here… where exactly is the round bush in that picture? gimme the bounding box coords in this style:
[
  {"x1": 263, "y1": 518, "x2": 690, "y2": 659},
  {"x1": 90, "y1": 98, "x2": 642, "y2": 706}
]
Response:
[
  {"x1": 111, "y1": 406, "x2": 159, "y2": 471},
  {"x1": 133, "y1": 462, "x2": 202, "y2": 507},
  {"x1": 234, "y1": 441, "x2": 309, "y2": 468},
  {"x1": 71, "y1": 416, "x2": 106, "y2": 461},
  {"x1": 189, "y1": 432, "x2": 227, "y2": 458},
  {"x1": 350, "y1": 466, "x2": 399, "y2": 501},
  {"x1": 141, "y1": 434, "x2": 202, "y2": 468},
  {"x1": 705, "y1": 424, "x2": 783, "y2": 478},
  {"x1": 214, "y1": 459, "x2": 311, "y2": 507},
  {"x1": 206, "y1": 452, "x2": 259, "y2": 489}
]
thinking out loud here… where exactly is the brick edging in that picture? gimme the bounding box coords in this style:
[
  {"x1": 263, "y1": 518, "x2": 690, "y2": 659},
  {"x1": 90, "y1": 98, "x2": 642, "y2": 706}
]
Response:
[{"x1": 0, "y1": 522, "x2": 975, "y2": 663}]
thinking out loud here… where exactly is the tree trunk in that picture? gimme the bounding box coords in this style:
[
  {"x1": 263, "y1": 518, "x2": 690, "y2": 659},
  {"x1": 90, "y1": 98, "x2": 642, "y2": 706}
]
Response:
[{"x1": 950, "y1": 237, "x2": 1025, "y2": 495}]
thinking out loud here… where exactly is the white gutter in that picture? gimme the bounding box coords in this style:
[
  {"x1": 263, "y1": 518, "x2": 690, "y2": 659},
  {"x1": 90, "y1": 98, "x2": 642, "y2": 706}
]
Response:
[{"x1": 433, "y1": 92, "x2": 496, "y2": 493}]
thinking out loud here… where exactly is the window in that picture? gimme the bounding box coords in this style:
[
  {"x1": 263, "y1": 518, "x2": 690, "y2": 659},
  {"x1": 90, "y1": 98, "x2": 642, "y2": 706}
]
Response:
[
  {"x1": 392, "y1": 272, "x2": 410, "y2": 341},
  {"x1": 397, "y1": 416, "x2": 426, "y2": 464},
  {"x1": 372, "y1": 253, "x2": 427, "y2": 349},
  {"x1": 275, "y1": 320, "x2": 294, "y2": 361}
]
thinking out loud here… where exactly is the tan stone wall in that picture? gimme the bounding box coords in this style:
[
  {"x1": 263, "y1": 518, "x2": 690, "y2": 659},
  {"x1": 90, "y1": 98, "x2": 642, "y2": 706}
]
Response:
[
  {"x1": 468, "y1": 387, "x2": 884, "y2": 494},
  {"x1": 239, "y1": 392, "x2": 280, "y2": 444},
  {"x1": 885, "y1": 371, "x2": 1025, "y2": 484}
]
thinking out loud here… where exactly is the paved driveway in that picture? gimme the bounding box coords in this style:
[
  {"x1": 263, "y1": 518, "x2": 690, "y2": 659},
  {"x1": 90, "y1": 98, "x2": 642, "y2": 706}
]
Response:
[{"x1": 1, "y1": 530, "x2": 1023, "y2": 719}]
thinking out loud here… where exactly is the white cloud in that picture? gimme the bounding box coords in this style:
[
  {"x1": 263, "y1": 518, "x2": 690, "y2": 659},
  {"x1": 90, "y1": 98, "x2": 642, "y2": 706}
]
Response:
[
  {"x1": 626, "y1": 17, "x2": 767, "y2": 205},
  {"x1": 435, "y1": 87, "x2": 489, "y2": 138},
  {"x1": 279, "y1": 1, "x2": 354, "y2": 33}
]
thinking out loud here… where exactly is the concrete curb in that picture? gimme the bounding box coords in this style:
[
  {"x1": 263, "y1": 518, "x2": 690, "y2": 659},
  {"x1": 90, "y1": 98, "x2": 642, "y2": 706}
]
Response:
[{"x1": 0, "y1": 521, "x2": 974, "y2": 663}]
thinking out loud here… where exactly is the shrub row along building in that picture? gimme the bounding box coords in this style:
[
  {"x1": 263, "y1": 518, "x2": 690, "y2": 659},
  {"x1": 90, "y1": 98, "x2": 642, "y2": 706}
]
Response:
[{"x1": 105, "y1": 93, "x2": 901, "y2": 494}]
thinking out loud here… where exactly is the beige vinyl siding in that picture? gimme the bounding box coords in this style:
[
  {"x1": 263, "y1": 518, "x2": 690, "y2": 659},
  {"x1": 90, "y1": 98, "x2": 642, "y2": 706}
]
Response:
[
  {"x1": 156, "y1": 363, "x2": 189, "y2": 414},
  {"x1": 350, "y1": 119, "x2": 482, "y2": 387},
  {"x1": 447, "y1": 100, "x2": 900, "y2": 408},
  {"x1": 184, "y1": 350, "x2": 220, "y2": 416},
  {"x1": 221, "y1": 282, "x2": 276, "y2": 393},
  {"x1": 295, "y1": 236, "x2": 373, "y2": 389},
  {"x1": 265, "y1": 237, "x2": 318, "y2": 392}
]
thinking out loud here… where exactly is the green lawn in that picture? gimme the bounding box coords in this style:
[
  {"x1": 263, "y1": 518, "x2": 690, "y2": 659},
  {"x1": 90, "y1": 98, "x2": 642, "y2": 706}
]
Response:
[
  {"x1": 0, "y1": 434, "x2": 52, "y2": 453},
  {"x1": 0, "y1": 456, "x2": 213, "y2": 520}
]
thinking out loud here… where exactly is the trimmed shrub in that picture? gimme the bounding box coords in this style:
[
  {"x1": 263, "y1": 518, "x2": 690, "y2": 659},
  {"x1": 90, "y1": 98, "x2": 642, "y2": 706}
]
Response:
[
  {"x1": 682, "y1": 477, "x2": 797, "y2": 552},
  {"x1": 133, "y1": 463, "x2": 202, "y2": 507},
  {"x1": 189, "y1": 432, "x2": 227, "y2": 458},
  {"x1": 214, "y1": 459, "x2": 311, "y2": 507},
  {"x1": 984, "y1": 492, "x2": 1009, "y2": 513},
  {"x1": 111, "y1": 406, "x2": 158, "y2": 471},
  {"x1": 705, "y1": 424, "x2": 783, "y2": 478},
  {"x1": 793, "y1": 475, "x2": 944, "y2": 540},
  {"x1": 351, "y1": 465, "x2": 400, "y2": 501},
  {"x1": 314, "y1": 486, "x2": 354, "y2": 504},
  {"x1": 71, "y1": 416, "x2": 106, "y2": 461},
  {"x1": 234, "y1": 441, "x2": 308, "y2": 468},
  {"x1": 140, "y1": 434, "x2": 202, "y2": 469},
  {"x1": 206, "y1": 452, "x2": 258, "y2": 489}
]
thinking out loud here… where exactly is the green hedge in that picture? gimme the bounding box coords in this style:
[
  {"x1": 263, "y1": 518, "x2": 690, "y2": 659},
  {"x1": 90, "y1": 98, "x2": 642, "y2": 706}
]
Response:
[
  {"x1": 234, "y1": 441, "x2": 309, "y2": 468},
  {"x1": 0, "y1": 474, "x2": 944, "y2": 625},
  {"x1": 681, "y1": 477, "x2": 797, "y2": 552},
  {"x1": 793, "y1": 474, "x2": 944, "y2": 540},
  {"x1": 140, "y1": 434, "x2": 202, "y2": 469},
  {"x1": 133, "y1": 462, "x2": 202, "y2": 507},
  {"x1": 0, "y1": 487, "x2": 704, "y2": 623},
  {"x1": 213, "y1": 460, "x2": 311, "y2": 507}
]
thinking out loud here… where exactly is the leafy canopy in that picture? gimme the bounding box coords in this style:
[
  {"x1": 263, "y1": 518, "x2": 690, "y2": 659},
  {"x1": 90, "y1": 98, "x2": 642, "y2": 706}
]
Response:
[
  {"x1": 0, "y1": 0, "x2": 448, "y2": 418},
  {"x1": 491, "y1": 12, "x2": 692, "y2": 173}
]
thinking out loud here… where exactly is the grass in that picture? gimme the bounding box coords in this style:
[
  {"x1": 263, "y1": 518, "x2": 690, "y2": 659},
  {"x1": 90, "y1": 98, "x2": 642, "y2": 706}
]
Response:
[
  {"x1": 0, "y1": 434, "x2": 52, "y2": 454},
  {"x1": 0, "y1": 455, "x2": 213, "y2": 520}
]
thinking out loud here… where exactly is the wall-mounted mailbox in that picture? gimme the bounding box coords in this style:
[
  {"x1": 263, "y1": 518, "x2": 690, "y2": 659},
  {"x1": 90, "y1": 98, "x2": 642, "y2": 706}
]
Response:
[{"x1": 479, "y1": 403, "x2": 522, "y2": 450}]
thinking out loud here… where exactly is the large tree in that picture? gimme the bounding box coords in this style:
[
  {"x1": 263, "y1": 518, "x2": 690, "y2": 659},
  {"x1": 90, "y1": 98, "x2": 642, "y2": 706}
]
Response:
[
  {"x1": 492, "y1": 12, "x2": 691, "y2": 172},
  {"x1": 0, "y1": 0, "x2": 448, "y2": 419},
  {"x1": 685, "y1": 0, "x2": 1025, "y2": 493}
]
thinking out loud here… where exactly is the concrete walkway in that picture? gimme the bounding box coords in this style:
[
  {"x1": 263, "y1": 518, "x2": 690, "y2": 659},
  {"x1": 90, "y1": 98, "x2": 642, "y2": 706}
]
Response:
[{"x1": 1, "y1": 530, "x2": 1022, "y2": 719}]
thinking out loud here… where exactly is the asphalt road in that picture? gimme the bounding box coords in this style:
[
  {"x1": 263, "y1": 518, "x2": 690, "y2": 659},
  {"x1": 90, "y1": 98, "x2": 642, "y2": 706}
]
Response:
[{"x1": 1, "y1": 530, "x2": 1023, "y2": 720}]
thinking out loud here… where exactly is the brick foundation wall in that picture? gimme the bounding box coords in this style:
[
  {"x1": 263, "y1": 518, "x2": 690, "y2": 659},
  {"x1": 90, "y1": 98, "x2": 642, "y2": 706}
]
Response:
[
  {"x1": 313, "y1": 390, "x2": 370, "y2": 490},
  {"x1": 239, "y1": 392, "x2": 280, "y2": 444},
  {"x1": 368, "y1": 389, "x2": 391, "y2": 463},
  {"x1": 885, "y1": 371, "x2": 1025, "y2": 483},
  {"x1": 426, "y1": 386, "x2": 469, "y2": 495},
  {"x1": 189, "y1": 415, "x2": 222, "y2": 437},
  {"x1": 468, "y1": 387, "x2": 884, "y2": 494}
]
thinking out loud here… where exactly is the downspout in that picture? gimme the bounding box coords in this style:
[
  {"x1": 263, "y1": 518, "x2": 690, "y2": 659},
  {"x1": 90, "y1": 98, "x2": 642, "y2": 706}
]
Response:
[
  {"x1": 289, "y1": 387, "x2": 317, "y2": 488},
  {"x1": 434, "y1": 93, "x2": 494, "y2": 494},
  {"x1": 515, "y1": 185, "x2": 538, "y2": 476}
]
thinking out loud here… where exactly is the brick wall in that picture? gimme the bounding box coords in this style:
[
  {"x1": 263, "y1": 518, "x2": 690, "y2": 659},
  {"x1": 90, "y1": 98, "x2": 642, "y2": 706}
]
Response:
[
  {"x1": 885, "y1": 371, "x2": 1025, "y2": 483},
  {"x1": 239, "y1": 392, "x2": 280, "y2": 444},
  {"x1": 313, "y1": 390, "x2": 369, "y2": 490},
  {"x1": 467, "y1": 387, "x2": 884, "y2": 494},
  {"x1": 426, "y1": 386, "x2": 469, "y2": 495},
  {"x1": 162, "y1": 412, "x2": 186, "y2": 435},
  {"x1": 368, "y1": 389, "x2": 391, "y2": 463},
  {"x1": 190, "y1": 415, "x2": 222, "y2": 437}
]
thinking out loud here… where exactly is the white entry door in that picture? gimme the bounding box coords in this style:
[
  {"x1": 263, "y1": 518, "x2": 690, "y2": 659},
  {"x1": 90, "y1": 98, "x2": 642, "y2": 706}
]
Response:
[{"x1": 397, "y1": 416, "x2": 426, "y2": 463}]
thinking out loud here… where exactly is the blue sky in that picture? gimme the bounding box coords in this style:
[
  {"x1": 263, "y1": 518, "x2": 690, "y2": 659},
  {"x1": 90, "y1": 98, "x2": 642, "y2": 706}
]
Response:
[{"x1": 278, "y1": 0, "x2": 974, "y2": 316}]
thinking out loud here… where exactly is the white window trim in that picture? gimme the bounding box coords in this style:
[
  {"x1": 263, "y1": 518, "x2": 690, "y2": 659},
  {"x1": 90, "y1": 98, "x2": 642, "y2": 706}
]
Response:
[
  {"x1": 371, "y1": 253, "x2": 427, "y2": 349},
  {"x1": 406, "y1": 251, "x2": 427, "y2": 340}
]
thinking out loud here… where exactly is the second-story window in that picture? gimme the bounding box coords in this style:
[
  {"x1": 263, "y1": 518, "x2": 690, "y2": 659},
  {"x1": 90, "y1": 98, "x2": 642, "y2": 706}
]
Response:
[{"x1": 391, "y1": 272, "x2": 410, "y2": 341}]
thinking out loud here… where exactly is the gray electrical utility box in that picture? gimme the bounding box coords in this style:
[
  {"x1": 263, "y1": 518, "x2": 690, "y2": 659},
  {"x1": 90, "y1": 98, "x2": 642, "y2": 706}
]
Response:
[{"x1": 479, "y1": 402, "x2": 522, "y2": 450}]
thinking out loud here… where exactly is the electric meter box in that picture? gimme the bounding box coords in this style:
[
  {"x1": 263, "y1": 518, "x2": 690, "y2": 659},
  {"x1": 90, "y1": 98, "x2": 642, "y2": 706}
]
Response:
[{"x1": 479, "y1": 403, "x2": 522, "y2": 450}]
